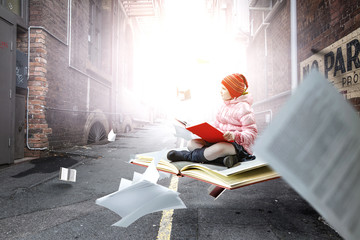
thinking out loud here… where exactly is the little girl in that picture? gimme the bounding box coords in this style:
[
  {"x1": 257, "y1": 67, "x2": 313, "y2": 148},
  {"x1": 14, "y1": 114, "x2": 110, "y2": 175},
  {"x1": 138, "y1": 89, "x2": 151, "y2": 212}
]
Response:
[{"x1": 167, "y1": 73, "x2": 258, "y2": 168}]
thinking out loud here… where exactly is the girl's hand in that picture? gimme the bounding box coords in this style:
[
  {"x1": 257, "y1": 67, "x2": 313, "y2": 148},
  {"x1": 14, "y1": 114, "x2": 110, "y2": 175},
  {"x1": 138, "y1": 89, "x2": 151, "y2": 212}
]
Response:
[{"x1": 223, "y1": 131, "x2": 235, "y2": 141}]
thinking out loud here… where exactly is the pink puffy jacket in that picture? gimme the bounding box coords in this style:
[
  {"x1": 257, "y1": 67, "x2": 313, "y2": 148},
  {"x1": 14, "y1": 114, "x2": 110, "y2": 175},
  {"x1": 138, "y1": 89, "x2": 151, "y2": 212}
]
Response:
[{"x1": 214, "y1": 94, "x2": 258, "y2": 155}]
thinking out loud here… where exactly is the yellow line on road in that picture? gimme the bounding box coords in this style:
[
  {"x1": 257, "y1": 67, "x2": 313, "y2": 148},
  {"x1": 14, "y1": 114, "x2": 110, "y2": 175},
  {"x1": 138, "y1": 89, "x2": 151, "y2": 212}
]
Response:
[{"x1": 156, "y1": 175, "x2": 179, "y2": 240}]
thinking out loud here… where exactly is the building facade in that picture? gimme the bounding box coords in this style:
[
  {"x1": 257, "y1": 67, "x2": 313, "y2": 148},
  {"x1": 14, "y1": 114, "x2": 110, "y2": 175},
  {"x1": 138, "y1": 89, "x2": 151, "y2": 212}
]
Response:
[
  {"x1": 0, "y1": 0, "x2": 161, "y2": 164},
  {"x1": 248, "y1": 0, "x2": 360, "y2": 133}
]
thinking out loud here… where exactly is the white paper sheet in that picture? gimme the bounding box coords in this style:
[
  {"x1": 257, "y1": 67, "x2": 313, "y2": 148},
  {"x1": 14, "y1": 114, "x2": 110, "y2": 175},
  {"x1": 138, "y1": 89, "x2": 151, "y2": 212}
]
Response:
[
  {"x1": 118, "y1": 178, "x2": 132, "y2": 191},
  {"x1": 107, "y1": 129, "x2": 116, "y2": 142},
  {"x1": 254, "y1": 70, "x2": 360, "y2": 240},
  {"x1": 96, "y1": 180, "x2": 186, "y2": 227},
  {"x1": 96, "y1": 150, "x2": 186, "y2": 227}
]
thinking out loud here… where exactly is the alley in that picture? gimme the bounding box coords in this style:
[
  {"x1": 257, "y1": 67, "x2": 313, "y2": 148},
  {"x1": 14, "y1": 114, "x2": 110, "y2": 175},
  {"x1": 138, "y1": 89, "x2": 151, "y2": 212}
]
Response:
[{"x1": 0, "y1": 121, "x2": 342, "y2": 240}]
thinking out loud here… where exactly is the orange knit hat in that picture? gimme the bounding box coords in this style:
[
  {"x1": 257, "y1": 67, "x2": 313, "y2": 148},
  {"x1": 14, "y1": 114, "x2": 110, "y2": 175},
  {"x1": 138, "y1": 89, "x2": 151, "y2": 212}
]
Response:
[{"x1": 221, "y1": 73, "x2": 248, "y2": 98}]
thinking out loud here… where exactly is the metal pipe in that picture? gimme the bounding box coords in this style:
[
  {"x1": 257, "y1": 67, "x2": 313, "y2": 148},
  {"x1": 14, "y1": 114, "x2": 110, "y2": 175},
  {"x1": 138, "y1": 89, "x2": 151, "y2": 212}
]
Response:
[
  {"x1": 290, "y1": 0, "x2": 298, "y2": 92},
  {"x1": 254, "y1": 109, "x2": 273, "y2": 123},
  {"x1": 44, "y1": 106, "x2": 123, "y2": 115},
  {"x1": 251, "y1": 0, "x2": 284, "y2": 39},
  {"x1": 26, "y1": 87, "x2": 47, "y2": 150},
  {"x1": 250, "y1": 0, "x2": 288, "y2": 108},
  {"x1": 253, "y1": 90, "x2": 291, "y2": 107}
]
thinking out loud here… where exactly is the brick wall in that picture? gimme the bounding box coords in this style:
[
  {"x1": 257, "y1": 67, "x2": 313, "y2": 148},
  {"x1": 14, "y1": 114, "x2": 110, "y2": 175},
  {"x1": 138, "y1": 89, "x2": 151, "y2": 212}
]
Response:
[
  {"x1": 26, "y1": 0, "x2": 116, "y2": 154},
  {"x1": 248, "y1": 0, "x2": 360, "y2": 134},
  {"x1": 26, "y1": 28, "x2": 52, "y2": 154},
  {"x1": 297, "y1": 0, "x2": 360, "y2": 115},
  {"x1": 298, "y1": 0, "x2": 360, "y2": 61}
]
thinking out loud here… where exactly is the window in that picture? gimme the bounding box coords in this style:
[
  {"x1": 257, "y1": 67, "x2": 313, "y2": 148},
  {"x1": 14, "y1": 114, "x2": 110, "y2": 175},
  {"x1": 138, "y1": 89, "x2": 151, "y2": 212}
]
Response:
[
  {"x1": 5, "y1": 0, "x2": 21, "y2": 16},
  {"x1": 88, "y1": 0, "x2": 102, "y2": 66},
  {"x1": 1, "y1": 0, "x2": 28, "y2": 28}
]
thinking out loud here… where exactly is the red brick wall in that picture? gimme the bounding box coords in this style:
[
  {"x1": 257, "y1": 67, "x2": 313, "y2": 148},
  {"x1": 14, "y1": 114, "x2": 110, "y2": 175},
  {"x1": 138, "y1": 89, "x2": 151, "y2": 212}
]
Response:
[
  {"x1": 297, "y1": 0, "x2": 360, "y2": 61},
  {"x1": 27, "y1": 29, "x2": 51, "y2": 153}
]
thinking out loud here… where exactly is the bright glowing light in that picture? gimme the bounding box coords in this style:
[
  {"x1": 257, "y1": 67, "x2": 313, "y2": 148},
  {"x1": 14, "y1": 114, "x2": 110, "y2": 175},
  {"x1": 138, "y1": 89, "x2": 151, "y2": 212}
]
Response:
[{"x1": 133, "y1": 0, "x2": 249, "y2": 122}]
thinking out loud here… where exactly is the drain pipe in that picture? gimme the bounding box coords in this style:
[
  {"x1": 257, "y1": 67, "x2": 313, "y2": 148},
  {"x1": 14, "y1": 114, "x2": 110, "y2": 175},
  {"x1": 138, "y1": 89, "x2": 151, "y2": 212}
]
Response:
[{"x1": 290, "y1": 0, "x2": 298, "y2": 92}]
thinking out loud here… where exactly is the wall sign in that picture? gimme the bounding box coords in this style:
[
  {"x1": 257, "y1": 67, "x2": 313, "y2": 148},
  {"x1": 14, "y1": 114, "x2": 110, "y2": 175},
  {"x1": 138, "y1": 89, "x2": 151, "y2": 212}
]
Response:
[{"x1": 300, "y1": 28, "x2": 360, "y2": 99}]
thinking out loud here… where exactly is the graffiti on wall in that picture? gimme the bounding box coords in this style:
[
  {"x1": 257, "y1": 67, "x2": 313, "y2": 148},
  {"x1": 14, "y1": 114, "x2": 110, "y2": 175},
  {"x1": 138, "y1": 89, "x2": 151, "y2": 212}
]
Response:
[
  {"x1": 300, "y1": 28, "x2": 360, "y2": 99},
  {"x1": 0, "y1": 41, "x2": 9, "y2": 49}
]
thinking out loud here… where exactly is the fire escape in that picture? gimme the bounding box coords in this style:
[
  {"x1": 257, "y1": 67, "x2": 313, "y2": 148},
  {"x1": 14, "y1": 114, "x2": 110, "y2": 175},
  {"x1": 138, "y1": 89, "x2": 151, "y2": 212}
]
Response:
[{"x1": 120, "y1": 0, "x2": 163, "y2": 34}]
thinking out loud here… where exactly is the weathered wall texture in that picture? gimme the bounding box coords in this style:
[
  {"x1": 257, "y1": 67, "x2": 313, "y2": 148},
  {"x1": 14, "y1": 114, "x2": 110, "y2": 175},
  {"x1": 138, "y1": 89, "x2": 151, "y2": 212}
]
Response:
[{"x1": 248, "y1": 0, "x2": 360, "y2": 133}]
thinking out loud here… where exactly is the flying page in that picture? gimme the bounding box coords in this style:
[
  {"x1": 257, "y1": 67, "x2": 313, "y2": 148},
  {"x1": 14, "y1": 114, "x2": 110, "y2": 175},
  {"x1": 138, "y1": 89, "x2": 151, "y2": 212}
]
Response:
[{"x1": 254, "y1": 70, "x2": 360, "y2": 240}]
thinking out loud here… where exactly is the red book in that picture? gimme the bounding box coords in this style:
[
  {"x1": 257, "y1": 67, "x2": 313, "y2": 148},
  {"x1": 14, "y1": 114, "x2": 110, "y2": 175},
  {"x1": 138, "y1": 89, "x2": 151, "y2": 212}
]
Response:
[{"x1": 186, "y1": 122, "x2": 228, "y2": 143}]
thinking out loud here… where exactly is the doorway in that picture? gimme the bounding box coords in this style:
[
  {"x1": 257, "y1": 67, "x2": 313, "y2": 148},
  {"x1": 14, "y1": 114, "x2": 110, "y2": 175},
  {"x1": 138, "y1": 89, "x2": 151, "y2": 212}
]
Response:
[{"x1": 0, "y1": 17, "x2": 15, "y2": 164}]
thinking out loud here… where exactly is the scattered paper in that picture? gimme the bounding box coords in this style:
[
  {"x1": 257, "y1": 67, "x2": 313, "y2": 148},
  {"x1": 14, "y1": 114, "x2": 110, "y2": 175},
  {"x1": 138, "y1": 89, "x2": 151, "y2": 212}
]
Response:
[
  {"x1": 96, "y1": 151, "x2": 186, "y2": 227},
  {"x1": 254, "y1": 70, "x2": 360, "y2": 240},
  {"x1": 59, "y1": 167, "x2": 76, "y2": 182},
  {"x1": 96, "y1": 180, "x2": 186, "y2": 227},
  {"x1": 173, "y1": 124, "x2": 193, "y2": 140},
  {"x1": 107, "y1": 129, "x2": 116, "y2": 142},
  {"x1": 132, "y1": 149, "x2": 171, "y2": 180},
  {"x1": 118, "y1": 178, "x2": 132, "y2": 191}
]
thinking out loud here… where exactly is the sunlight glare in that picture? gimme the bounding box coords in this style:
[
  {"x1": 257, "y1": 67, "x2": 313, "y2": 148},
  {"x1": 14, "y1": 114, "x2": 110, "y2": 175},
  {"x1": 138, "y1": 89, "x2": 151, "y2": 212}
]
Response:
[{"x1": 133, "y1": 0, "x2": 248, "y2": 122}]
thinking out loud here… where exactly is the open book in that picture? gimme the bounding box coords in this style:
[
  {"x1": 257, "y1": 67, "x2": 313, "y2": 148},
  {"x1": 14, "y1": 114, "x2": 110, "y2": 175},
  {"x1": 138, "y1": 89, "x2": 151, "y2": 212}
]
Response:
[
  {"x1": 130, "y1": 151, "x2": 280, "y2": 190},
  {"x1": 176, "y1": 119, "x2": 229, "y2": 143}
]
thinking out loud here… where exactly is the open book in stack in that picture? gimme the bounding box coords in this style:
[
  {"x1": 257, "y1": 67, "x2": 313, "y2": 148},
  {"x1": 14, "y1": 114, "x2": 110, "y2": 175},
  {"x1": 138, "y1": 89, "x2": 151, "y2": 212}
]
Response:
[{"x1": 130, "y1": 150, "x2": 280, "y2": 190}]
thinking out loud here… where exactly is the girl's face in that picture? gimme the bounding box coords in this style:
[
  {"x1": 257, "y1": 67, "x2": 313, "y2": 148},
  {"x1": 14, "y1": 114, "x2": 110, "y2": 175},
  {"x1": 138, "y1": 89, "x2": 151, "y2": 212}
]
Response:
[{"x1": 220, "y1": 84, "x2": 232, "y2": 101}]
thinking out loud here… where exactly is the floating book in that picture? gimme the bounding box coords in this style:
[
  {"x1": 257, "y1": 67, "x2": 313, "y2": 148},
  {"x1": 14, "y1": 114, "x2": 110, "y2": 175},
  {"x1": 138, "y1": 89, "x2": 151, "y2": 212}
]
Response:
[
  {"x1": 59, "y1": 167, "x2": 76, "y2": 182},
  {"x1": 130, "y1": 150, "x2": 280, "y2": 190}
]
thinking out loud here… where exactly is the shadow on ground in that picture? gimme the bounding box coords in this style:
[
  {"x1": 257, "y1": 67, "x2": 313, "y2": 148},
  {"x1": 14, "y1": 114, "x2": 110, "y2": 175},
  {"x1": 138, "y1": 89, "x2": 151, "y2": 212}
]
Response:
[{"x1": 11, "y1": 156, "x2": 78, "y2": 178}]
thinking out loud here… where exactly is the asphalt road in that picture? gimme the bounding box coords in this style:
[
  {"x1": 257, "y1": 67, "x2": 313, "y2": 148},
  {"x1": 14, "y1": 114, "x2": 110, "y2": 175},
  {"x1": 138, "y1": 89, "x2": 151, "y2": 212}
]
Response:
[{"x1": 0, "y1": 121, "x2": 343, "y2": 239}]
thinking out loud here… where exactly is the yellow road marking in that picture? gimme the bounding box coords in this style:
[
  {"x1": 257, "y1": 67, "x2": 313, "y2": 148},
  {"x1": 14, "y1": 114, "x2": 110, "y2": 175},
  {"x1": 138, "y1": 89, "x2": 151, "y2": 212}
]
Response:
[{"x1": 156, "y1": 175, "x2": 179, "y2": 240}]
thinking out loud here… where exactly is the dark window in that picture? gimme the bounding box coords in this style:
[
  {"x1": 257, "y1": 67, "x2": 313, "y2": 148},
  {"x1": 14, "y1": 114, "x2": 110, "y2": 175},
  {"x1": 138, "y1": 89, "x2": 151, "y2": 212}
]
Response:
[
  {"x1": 5, "y1": 0, "x2": 21, "y2": 16},
  {"x1": 88, "y1": 0, "x2": 102, "y2": 66},
  {"x1": 0, "y1": 0, "x2": 28, "y2": 29}
]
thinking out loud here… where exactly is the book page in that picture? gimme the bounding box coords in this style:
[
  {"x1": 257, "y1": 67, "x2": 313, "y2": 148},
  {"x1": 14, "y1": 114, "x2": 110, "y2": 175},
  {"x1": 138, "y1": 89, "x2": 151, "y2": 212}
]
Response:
[
  {"x1": 59, "y1": 167, "x2": 68, "y2": 181},
  {"x1": 175, "y1": 161, "x2": 227, "y2": 172},
  {"x1": 254, "y1": 70, "x2": 360, "y2": 240},
  {"x1": 132, "y1": 148, "x2": 187, "y2": 174},
  {"x1": 217, "y1": 157, "x2": 268, "y2": 176},
  {"x1": 96, "y1": 180, "x2": 186, "y2": 227},
  {"x1": 183, "y1": 166, "x2": 279, "y2": 189},
  {"x1": 68, "y1": 169, "x2": 76, "y2": 182},
  {"x1": 132, "y1": 150, "x2": 269, "y2": 177},
  {"x1": 97, "y1": 155, "x2": 186, "y2": 227}
]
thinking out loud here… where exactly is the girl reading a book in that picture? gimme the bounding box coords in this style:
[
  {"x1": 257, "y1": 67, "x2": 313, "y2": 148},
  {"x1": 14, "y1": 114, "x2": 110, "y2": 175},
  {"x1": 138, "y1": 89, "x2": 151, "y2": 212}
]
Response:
[{"x1": 167, "y1": 73, "x2": 258, "y2": 168}]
